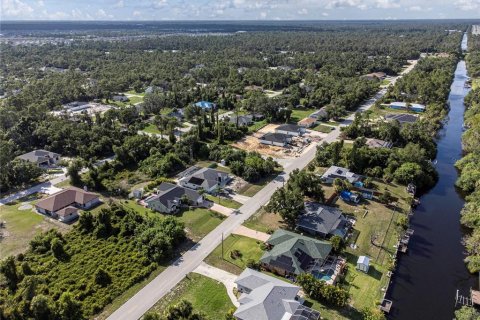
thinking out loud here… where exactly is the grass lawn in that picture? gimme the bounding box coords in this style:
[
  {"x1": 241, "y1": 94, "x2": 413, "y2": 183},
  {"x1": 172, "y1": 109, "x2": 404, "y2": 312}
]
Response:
[
  {"x1": 248, "y1": 119, "x2": 268, "y2": 133},
  {"x1": 0, "y1": 194, "x2": 68, "y2": 258},
  {"x1": 128, "y1": 95, "x2": 144, "y2": 105},
  {"x1": 177, "y1": 208, "x2": 225, "y2": 242},
  {"x1": 237, "y1": 171, "x2": 279, "y2": 197},
  {"x1": 125, "y1": 90, "x2": 145, "y2": 97},
  {"x1": 312, "y1": 124, "x2": 335, "y2": 133},
  {"x1": 195, "y1": 160, "x2": 231, "y2": 173},
  {"x1": 205, "y1": 194, "x2": 242, "y2": 209},
  {"x1": 205, "y1": 234, "x2": 265, "y2": 275},
  {"x1": 54, "y1": 179, "x2": 72, "y2": 188},
  {"x1": 290, "y1": 107, "x2": 316, "y2": 123},
  {"x1": 381, "y1": 79, "x2": 391, "y2": 86},
  {"x1": 243, "y1": 207, "x2": 285, "y2": 233},
  {"x1": 142, "y1": 123, "x2": 162, "y2": 134},
  {"x1": 149, "y1": 273, "x2": 234, "y2": 319}
]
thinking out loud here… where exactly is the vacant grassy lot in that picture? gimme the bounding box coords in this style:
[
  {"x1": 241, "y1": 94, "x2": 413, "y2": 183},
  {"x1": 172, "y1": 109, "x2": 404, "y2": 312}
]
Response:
[
  {"x1": 177, "y1": 208, "x2": 225, "y2": 241},
  {"x1": 205, "y1": 234, "x2": 265, "y2": 275},
  {"x1": 248, "y1": 119, "x2": 268, "y2": 133},
  {"x1": 313, "y1": 124, "x2": 335, "y2": 133},
  {"x1": 125, "y1": 90, "x2": 145, "y2": 97},
  {"x1": 243, "y1": 207, "x2": 285, "y2": 233},
  {"x1": 290, "y1": 107, "x2": 316, "y2": 123},
  {"x1": 0, "y1": 194, "x2": 68, "y2": 258},
  {"x1": 473, "y1": 78, "x2": 480, "y2": 90},
  {"x1": 149, "y1": 273, "x2": 234, "y2": 319},
  {"x1": 237, "y1": 172, "x2": 279, "y2": 197},
  {"x1": 205, "y1": 194, "x2": 242, "y2": 209},
  {"x1": 142, "y1": 123, "x2": 161, "y2": 134}
]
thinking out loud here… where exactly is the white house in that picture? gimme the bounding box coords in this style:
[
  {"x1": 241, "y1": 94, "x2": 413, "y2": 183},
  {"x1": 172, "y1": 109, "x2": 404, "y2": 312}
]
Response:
[
  {"x1": 179, "y1": 167, "x2": 230, "y2": 193},
  {"x1": 275, "y1": 124, "x2": 306, "y2": 136}
]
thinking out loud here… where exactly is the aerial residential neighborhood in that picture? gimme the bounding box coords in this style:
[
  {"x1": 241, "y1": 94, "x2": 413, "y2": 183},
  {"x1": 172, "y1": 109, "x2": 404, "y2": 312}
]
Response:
[{"x1": 0, "y1": 7, "x2": 480, "y2": 320}]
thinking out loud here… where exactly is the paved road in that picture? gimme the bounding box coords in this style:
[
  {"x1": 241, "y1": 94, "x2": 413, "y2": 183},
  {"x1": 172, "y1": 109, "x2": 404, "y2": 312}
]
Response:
[
  {"x1": 107, "y1": 142, "x2": 317, "y2": 320},
  {"x1": 107, "y1": 60, "x2": 420, "y2": 320}
]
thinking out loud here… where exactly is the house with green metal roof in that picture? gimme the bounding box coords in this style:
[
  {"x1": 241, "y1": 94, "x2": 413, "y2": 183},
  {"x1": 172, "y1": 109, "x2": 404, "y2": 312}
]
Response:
[{"x1": 260, "y1": 229, "x2": 332, "y2": 277}]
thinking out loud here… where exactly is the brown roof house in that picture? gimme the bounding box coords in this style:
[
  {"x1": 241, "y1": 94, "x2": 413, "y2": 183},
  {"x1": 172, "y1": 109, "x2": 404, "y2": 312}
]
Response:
[{"x1": 35, "y1": 187, "x2": 100, "y2": 223}]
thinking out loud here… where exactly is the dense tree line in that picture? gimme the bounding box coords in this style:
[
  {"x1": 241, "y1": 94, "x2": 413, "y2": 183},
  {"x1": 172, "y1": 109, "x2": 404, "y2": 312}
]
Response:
[
  {"x1": 456, "y1": 34, "x2": 480, "y2": 276},
  {"x1": 297, "y1": 273, "x2": 349, "y2": 307},
  {"x1": 0, "y1": 204, "x2": 185, "y2": 319}
]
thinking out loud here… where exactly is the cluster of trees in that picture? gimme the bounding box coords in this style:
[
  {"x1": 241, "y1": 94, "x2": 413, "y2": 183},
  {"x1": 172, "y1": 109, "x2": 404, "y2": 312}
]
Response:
[
  {"x1": 316, "y1": 139, "x2": 437, "y2": 192},
  {"x1": 208, "y1": 145, "x2": 278, "y2": 182},
  {"x1": 456, "y1": 34, "x2": 480, "y2": 277},
  {"x1": 0, "y1": 204, "x2": 186, "y2": 319},
  {"x1": 266, "y1": 169, "x2": 325, "y2": 227},
  {"x1": 296, "y1": 273, "x2": 349, "y2": 307}
]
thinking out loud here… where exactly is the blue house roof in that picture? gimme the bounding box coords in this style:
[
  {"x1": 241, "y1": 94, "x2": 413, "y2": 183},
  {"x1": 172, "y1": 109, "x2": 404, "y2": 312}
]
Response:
[{"x1": 195, "y1": 101, "x2": 215, "y2": 109}]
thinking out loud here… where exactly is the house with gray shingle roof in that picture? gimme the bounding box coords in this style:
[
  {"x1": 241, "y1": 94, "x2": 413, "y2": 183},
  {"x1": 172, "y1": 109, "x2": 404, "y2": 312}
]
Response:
[
  {"x1": 297, "y1": 202, "x2": 350, "y2": 239},
  {"x1": 260, "y1": 229, "x2": 332, "y2": 277},
  {"x1": 17, "y1": 149, "x2": 61, "y2": 167},
  {"x1": 234, "y1": 268, "x2": 320, "y2": 320},
  {"x1": 229, "y1": 115, "x2": 253, "y2": 127},
  {"x1": 178, "y1": 167, "x2": 230, "y2": 193},
  {"x1": 145, "y1": 182, "x2": 203, "y2": 214}
]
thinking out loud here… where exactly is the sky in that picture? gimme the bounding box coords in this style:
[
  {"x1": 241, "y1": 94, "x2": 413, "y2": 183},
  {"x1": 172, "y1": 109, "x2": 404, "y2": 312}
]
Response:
[{"x1": 1, "y1": 0, "x2": 479, "y2": 21}]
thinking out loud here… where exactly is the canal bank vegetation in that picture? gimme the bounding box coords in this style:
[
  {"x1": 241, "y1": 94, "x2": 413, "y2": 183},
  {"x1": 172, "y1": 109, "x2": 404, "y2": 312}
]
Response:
[
  {"x1": 456, "y1": 33, "x2": 480, "y2": 276},
  {"x1": 339, "y1": 56, "x2": 458, "y2": 192}
]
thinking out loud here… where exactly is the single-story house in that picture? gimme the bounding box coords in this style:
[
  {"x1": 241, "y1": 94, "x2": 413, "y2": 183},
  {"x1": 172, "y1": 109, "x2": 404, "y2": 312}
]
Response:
[
  {"x1": 251, "y1": 113, "x2": 265, "y2": 120},
  {"x1": 167, "y1": 109, "x2": 184, "y2": 121},
  {"x1": 385, "y1": 113, "x2": 418, "y2": 125},
  {"x1": 275, "y1": 124, "x2": 306, "y2": 136},
  {"x1": 112, "y1": 95, "x2": 129, "y2": 102},
  {"x1": 234, "y1": 268, "x2": 320, "y2": 320},
  {"x1": 63, "y1": 101, "x2": 89, "y2": 110},
  {"x1": 145, "y1": 86, "x2": 163, "y2": 94},
  {"x1": 357, "y1": 256, "x2": 370, "y2": 273},
  {"x1": 229, "y1": 115, "x2": 253, "y2": 127},
  {"x1": 17, "y1": 149, "x2": 61, "y2": 167},
  {"x1": 178, "y1": 167, "x2": 230, "y2": 193},
  {"x1": 387, "y1": 102, "x2": 425, "y2": 113},
  {"x1": 145, "y1": 182, "x2": 203, "y2": 214},
  {"x1": 259, "y1": 132, "x2": 292, "y2": 147},
  {"x1": 297, "y1": 202, "x2": 350, "y2": 238},
  {"x1": 320, "y1": 166, "x2": 362, "y2": 184},
  {"x1": 309, "y1": 107, "x2": 328, "y2": 121},
  {"x1": 35, "y1": 187, "x2": 100, "y2": 223},
  {"x1": 297, "y1": 117, "x2": 317, "y2": 128},
  {"x1": 260, "y1": 229, "x2": 332, "y2": 277},
  {"x1": 194, "y1": 101, "x2": 216, "y2": 110},
  {"x1": 366, "y1": 138, "x2": 393, "y2": 149},
  {"x1": 244, "y1": 85, "x2": 264, "y2": 92}
]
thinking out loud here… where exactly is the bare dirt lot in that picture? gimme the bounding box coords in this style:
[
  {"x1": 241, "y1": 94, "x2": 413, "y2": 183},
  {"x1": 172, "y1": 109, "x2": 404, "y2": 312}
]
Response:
[{"x1": 232, "y1": 123, "x2": 320, "y2": 158}]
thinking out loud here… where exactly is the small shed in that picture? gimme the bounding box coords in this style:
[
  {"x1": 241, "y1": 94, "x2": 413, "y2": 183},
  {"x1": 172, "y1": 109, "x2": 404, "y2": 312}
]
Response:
[{"x1": 357, "y1": 256, "x2": 370, "y2": 273}]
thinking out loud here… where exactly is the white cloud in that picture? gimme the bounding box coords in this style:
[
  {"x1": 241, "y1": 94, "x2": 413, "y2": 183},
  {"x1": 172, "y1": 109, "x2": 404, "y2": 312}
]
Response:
[
  {"x1": 454, "y1": 0, "x2": 480, "y2": 10},
  {"x1": 133, "y1": 10, "x2": 142, "y2": 17},
  {"x1": 153, "y1": 0, "x2": 168, "y2": 9},
  {"x1": 408, "y1": 5, "x2": 422, "y2": 11},
  {"x1": 37, "y1": 0, "x2": 44, "y2": 7},
  {"x1": 325, "y1": 0, "x2": 366, "y2": 10},
  {"x1": 96, "y1": 9, "x2": 113, "y2": 19},
  {"x1": 322, "y1": 12, "x2": 330, "y2": 16},
  {"x1": 298, "y1": 8, "x2": 308, "y2": 15},
  {"x1": 375, "y1": 0, "x2": 400, "y2": 9},
  {"x1": 114, "y1": 0, "x2": 124, "y2": 8},
  {"x1": 2, "y1": 0, "x2": 33, "y2": 17},
  {"x1": 260, "y1": 11, "x2": 267, "y2": 18}
]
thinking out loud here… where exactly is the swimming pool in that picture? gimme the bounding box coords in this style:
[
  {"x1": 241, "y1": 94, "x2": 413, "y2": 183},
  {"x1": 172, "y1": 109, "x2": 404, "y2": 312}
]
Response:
[{"x1": 312, "y1": 269, "x2": 335, "y2": 282}]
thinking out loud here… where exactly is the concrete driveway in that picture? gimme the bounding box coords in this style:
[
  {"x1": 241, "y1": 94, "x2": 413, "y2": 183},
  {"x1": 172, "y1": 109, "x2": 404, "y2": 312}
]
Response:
[
  {"x1": 233, "y1": 225, "x2": 270, "y2": 242},
  {"x1": 193, "y1": 262, "x2": 239, "y2": 307},
  {"x1": 208, "y1": 202, "x2": 234, "y2": 216},
  {"x1": 231, "y1": 194, "x2": 251, "y2": 204}
]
